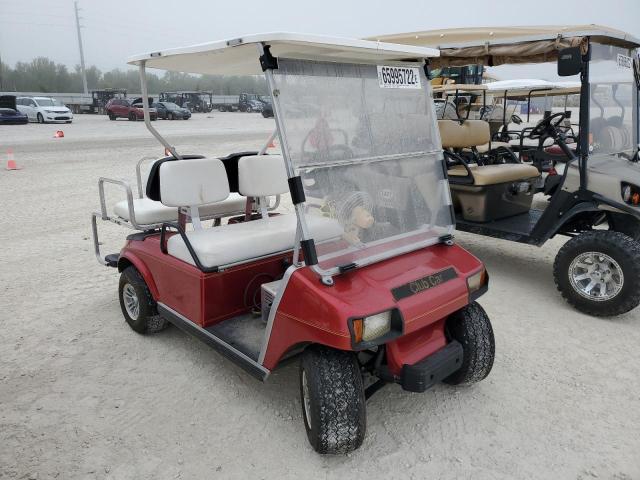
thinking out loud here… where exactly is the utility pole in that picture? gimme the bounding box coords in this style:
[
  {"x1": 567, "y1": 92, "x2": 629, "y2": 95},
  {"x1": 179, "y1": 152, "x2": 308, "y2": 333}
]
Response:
[{"x1": 74, "y1": 0, "x2": 88, "y2": 94}]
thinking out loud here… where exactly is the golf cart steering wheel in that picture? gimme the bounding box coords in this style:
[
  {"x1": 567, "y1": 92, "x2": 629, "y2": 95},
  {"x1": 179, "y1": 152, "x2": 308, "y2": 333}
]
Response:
[{"x1": 529, "y1": 112, "x2": 567, "y2": 140}]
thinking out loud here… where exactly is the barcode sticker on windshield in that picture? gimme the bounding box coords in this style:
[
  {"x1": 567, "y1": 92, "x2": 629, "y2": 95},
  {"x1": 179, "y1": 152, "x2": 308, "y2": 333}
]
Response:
[
  {"x1": 617, "y1": 54, "x2": 632, "y2": 69},
  {"x1": 377, "y1": 66, "x2": 422, "y2": 89}
]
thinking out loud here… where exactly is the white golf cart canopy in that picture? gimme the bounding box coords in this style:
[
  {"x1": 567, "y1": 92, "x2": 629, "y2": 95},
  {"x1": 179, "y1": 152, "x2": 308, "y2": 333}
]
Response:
[
  {"x1": 128, "y1": 32, "x2": 439, "y2": 75},
  {"x1": 366, "y1": 25, "x2": 640, "y2": 67},
  {"x1": 129, "y1": 32, "x2": 451, "y2": 282}
]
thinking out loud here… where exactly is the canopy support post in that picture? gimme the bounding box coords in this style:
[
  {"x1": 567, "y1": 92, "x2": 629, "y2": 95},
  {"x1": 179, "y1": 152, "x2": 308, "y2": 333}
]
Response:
[
  {"x1": 138, "y1": 61, "x2": 181, "y2": 159},
  {"x1": 258, "y1": 43, "x2": 333, "y2": 285},
  {"x1": 578, "y1": 40, "x2": 591, "y2": 190}
]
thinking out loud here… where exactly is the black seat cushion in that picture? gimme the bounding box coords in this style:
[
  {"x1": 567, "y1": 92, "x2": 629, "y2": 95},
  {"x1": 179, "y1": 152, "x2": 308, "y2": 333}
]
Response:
[{"x1": 146, "y1": 152, "x2": 260, "y2": 201}]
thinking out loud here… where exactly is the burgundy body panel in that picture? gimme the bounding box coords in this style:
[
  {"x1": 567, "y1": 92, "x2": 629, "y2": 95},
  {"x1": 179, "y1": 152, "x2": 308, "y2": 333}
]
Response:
[
  {"x1": 119, "y1": 234, "x2": 483, "y2": 376},
  {"x1": 262, "y1": 243, "x2": 482, "y2": 373},
  {"x1": 119, "y1": 235, "x2": 291, "y2": 327}
]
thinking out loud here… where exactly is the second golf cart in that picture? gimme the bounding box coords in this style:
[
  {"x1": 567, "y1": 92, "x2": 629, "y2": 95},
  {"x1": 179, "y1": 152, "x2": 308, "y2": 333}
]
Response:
[
  {"x1": 374, "y1": 26, "x2": 640, "y2": 316},
  {"x1": 92, "y1": 33, "x2": 495, "y2": 453}
]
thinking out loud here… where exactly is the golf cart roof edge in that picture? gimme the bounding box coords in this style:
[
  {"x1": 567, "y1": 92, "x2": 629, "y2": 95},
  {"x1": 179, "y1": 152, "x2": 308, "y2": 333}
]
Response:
[
  {"x1": 366, "y1": 25, "x2": 640, "y2": 50},
  {"x1": 127, "y1": 32, "x2": 439, "y2": 74}
]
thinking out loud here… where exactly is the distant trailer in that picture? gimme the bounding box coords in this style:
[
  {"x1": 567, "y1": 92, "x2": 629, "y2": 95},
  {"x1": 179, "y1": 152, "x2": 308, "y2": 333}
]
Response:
[{"x1": 212, "y1": 93, "x2": 267, "y2": 112}]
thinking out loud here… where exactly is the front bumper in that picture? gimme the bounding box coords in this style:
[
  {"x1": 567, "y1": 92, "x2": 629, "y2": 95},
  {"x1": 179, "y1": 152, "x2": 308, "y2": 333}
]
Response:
[
  {"x1": 400, "y1": 340, "x2": 463, "y2": 392},
  {"x1": 44, "y1": 113, "x2": 73, "y2": 122}
]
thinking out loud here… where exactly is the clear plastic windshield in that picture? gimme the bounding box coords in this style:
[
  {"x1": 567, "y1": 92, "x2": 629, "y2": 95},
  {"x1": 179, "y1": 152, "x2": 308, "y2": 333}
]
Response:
[
  {"x1": 272, "y1": 59, "x2": 454, "y2": 273},
  {"x1": 589, "y1": 43, "x2": 638, "y2": 168}
]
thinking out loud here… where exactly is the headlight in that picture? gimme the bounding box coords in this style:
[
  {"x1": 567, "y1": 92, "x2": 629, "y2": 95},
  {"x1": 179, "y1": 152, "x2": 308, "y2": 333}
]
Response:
[
  {"x1": 45, "y1": 109, "x2": 54, "y2": 113},
  {"x1": 467, "y1": 268, "x2": 488, "y2": 294},
  {"x1": 622, "y1": 183, "x2": 640, "y2": 206},
  {"x1": 352, "y1": 310, "x2": 395, "y2": 344}
]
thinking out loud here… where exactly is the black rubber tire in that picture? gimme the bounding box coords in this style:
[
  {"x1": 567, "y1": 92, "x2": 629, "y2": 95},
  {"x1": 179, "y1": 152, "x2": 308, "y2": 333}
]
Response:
[
  {"x1": 553, "y1": 231, "x2": 640, "y2": 316},
  {"x1": 607, "y1": 212, "x2": 640, "y2": 241},
  {"x1": 118, "y1": 266, "x2": 168, "y2": 334},
  {"x1": 443, "y1": 302, "x2": 495, "y2": 386},
  {"x1": 128, "y1": 113, "x2": 136, "y2": 121},
  {"x1": 299, "y1": 346, "x2": 366, "y2": 454},
  {"x1": 37, "y1": 113, "x2": 44, "y2": 124},
  {"x1": 168, "y1": 112, "x2": 174, "y2": 120},
  {"x1": 108, "y1": 113, "x2": 116, "y2": 121}
]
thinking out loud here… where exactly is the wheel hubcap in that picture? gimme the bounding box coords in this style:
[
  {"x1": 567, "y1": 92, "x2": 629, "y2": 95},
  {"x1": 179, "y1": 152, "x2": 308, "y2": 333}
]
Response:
[
  {"x1": 123, "y1": 283, "x2": 140, "y2": 320},
  {"x1": 302, "y1": 370, "x2": 312, "y2": 429},
  {"x1": 569, "y1": 251, "x2": 624, "y2": 301}
]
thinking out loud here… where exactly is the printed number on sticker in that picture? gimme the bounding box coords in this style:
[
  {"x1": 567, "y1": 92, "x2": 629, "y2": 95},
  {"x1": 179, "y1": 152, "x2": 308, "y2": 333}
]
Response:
[
  {"x1": 617, "y1": 54, "x2": 632, "y2": 69},
  {"x1": 377, "y1": 66, "x2": 422, "y2": 89}
]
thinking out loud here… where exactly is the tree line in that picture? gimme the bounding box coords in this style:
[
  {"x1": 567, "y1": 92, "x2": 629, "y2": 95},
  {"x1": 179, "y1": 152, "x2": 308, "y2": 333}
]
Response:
[{"x1": 0, "y1": 57, "x2": 269, "y2": 95}]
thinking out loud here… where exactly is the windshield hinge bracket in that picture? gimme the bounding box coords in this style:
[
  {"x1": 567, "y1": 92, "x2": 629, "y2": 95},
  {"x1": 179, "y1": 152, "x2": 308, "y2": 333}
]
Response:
[
  {"x1": 338, "y1": 263, "x2": 357, "y2": 273},
  {"x1": 288, "y1": 176, "x2": 306, "y2": 204},
  {"x1": 439, "y1": 234, "x2": 455, "y2": 246},
  {"x1": 260, "y1": 45, "x2": 279, "y2": 71}
]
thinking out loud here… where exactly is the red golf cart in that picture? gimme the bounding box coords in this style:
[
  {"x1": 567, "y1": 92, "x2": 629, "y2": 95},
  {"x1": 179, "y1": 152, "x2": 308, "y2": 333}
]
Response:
[{"x1": 92, "y1": 33, "x2": 494, "y2": 454}]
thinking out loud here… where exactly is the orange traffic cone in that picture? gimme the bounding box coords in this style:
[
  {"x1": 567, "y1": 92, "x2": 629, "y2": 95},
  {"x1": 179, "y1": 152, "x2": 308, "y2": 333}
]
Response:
[
  {"x1": 6, "y1": 149, "x2": 21, "y2": 170},
  {"x1": 54, "y1": 130, "x2": 64, "y2": 138}
]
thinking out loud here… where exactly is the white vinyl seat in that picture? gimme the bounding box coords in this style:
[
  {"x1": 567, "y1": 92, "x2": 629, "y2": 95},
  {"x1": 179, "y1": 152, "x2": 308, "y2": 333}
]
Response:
[
  {"x1": 113, "y1": 193, "x2": 246, "y2": 226},
  {"x1": 167, "y1": 214, "x2": 343, "y2": 268},
  {"x1": 160, "y1": 154, "x2": 343, "y2": 269}
]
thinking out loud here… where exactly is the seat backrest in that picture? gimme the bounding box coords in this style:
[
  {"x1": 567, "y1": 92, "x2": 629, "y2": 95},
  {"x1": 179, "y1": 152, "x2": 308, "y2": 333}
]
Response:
[
  {"x1": 238, "y1": 154, "x2": 288, "y2": 197},
  {"x1": 438, "y1": 119, "x2": 490, "y2": 148},
  {"x1": 158, "y1": 158, "x2": 230, "y2": 207},
  {"x1": 146, "y1": 154, "x2": 206, "y2": 201}
]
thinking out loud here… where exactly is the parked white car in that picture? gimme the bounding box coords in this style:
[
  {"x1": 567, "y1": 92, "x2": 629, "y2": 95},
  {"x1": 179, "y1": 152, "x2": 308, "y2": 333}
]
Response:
[{"x1": 16, "y1": 96, "x2": 73, "y2": 123}]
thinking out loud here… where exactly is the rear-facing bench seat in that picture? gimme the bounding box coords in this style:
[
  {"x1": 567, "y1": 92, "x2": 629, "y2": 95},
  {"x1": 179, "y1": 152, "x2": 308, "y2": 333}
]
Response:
[
  {"x1": 113, "y1": 194, "x2": 246, "y2": 226},
  {"x1": 111, "y1": 154, "x2": 247, "y2": 227},
  {"x1": 159, "y1": 155, "x2": 343, "y2": 270}
]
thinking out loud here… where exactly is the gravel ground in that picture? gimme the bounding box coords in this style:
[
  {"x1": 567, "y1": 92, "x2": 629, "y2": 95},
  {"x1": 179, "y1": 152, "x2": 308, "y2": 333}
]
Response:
[{"x1": 1, "y1": 114, "x2": 639, "y2": 480}]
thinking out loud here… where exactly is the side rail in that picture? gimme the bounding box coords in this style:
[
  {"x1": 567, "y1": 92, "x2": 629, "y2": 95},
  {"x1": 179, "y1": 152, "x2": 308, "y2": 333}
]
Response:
[{"x1": 135, "y1": 155, "x2": 159, "y2": 198}]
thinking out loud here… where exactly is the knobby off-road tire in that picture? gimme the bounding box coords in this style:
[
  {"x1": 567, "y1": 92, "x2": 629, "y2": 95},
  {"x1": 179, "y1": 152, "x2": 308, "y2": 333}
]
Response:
[
  {"x1": 118, "y1": 266, "x2": 168, "y2": 334},
  {"x1": 299, "y1": 346, "x2": 366, "y2": 454},
  {"x1": 554, "y1": 231, "x2": 640, "y2": 316},
  {"x1": 444, "y1": 302, "x2": 495, "y2": 386}
]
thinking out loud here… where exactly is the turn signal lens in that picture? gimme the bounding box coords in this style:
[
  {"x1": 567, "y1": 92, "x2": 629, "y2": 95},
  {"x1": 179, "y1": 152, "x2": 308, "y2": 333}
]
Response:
[
  {"x1": 352, "y1": 319, "x2": 363, "y2": 344},
  {"x1": 622, "y1": 185, "x2": 632, "y2": 203},
  {"x1": 467, "y1": 268, "x2": 487, "y2": 293}
]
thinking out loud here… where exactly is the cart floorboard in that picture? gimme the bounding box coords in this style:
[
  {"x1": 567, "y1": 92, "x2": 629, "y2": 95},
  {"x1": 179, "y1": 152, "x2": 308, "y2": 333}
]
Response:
[
  {"x1": 455, "y1": 209, "x2": 544, "y2": 244},
  {"x1": 206, "y1": 314, "x2": 266, "y2": 361}
]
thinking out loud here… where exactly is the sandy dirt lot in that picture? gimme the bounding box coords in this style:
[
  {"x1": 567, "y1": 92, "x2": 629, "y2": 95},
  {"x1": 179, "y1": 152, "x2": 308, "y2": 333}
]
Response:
[{"x1": 1, "y1": 114, "x2": 639, "y2": 480}]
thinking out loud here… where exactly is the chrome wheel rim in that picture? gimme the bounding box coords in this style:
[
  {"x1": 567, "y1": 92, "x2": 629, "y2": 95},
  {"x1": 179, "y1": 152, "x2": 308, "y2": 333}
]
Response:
[
  {"x1": 569, "y1": 251, "x2": 624, "y2": 301},
  {"x1": 122, "y1": 283, "x2": 140, "y2": 320},
  {"x1": 302, "y1": 370, "x2": 312, "y2": 429}
]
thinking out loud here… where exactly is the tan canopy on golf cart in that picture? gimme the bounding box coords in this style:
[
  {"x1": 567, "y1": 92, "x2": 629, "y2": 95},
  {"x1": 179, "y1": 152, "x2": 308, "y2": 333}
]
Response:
[{"x1": 366, "y1": 25, "x2": 640, "y2": 67}]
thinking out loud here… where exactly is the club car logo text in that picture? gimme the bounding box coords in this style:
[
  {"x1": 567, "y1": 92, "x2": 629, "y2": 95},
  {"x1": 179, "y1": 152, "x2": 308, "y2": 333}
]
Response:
[
  {"x1": 377, "y1": 65, "x2": 422, "y2": 89},
  {"x1": 391, "y1": 268, "x2": 457, "y2": 301}
]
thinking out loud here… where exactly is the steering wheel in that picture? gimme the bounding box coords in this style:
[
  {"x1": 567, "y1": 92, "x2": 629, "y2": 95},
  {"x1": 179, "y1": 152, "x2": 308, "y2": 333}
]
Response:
[{"x1": 529, "y1": 112, "x2": 567, "y2": 140}]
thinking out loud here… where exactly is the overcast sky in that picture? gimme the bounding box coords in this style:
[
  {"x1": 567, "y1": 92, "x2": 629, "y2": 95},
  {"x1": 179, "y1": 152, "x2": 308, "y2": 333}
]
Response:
[{"x1": 1, "y1": 0, "x2": 639, "y2": 73}]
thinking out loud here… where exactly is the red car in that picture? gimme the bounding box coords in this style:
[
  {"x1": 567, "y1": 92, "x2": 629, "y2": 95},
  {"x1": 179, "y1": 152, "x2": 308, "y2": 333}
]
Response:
[{"x1": 106, "y1": 97, "x2": 156, "y2": 121}]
